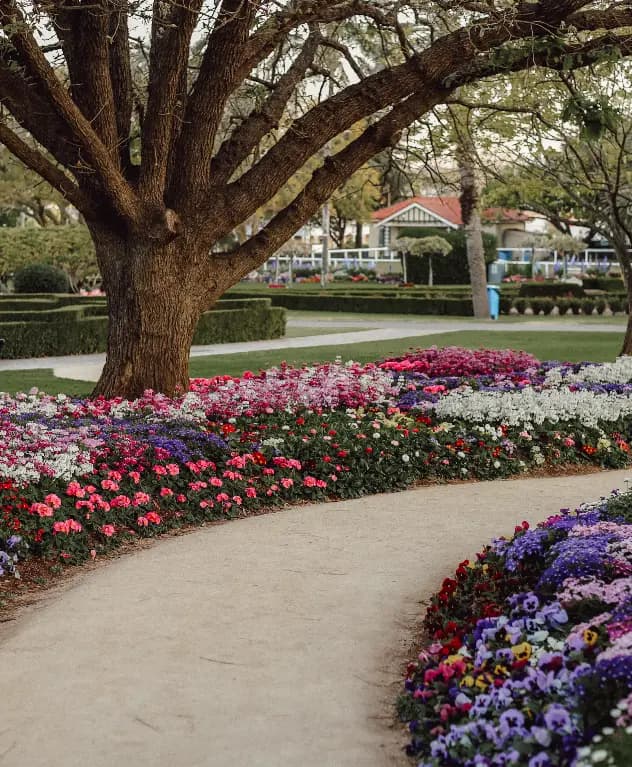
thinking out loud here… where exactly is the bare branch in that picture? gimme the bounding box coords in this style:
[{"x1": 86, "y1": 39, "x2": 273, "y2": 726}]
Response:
[
  {"x1": 167, "y1": 0, "x2": 256, "y2": 208},
  {"x1": 0, "y1": 122, "x2": 93, "y2": 214},
  {"x1": 0, "y1": 0, "x2": 140, "y2": 223},
  {"x1": 139, "y1": 0, "x2": 203, "y2": 203},
  {"x1": 211, "y1": 32, "x2": 321, "y2": 185},
  {"x1": 219, "y1": 86, "x2": 450, "y2": 280}
]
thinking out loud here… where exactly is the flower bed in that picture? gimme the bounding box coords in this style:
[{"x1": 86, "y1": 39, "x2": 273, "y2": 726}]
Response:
[
  {"x1": 2, "y1": 348, "x2": 632, "y2": 582},
  {"x1": 397, "y1": 489, "x2": 632, "y2": 767}
]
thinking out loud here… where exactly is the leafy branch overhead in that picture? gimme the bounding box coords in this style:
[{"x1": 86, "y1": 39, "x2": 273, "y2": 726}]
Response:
[
  {"x1": 3, "y1": 1, "x2": 632, "y2": 397},
  {"x1": 0, "y1": 2, "x2": 631, "y2": 265}
]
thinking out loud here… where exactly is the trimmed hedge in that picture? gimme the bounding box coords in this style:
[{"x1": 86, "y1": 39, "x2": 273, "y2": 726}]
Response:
[
  {"x1": 582, "y1": 277, "x2": 625, "y2": 291},
  {"x1": 0, "y1": 304, "x2": 105, "y2": 323},
  {"x1": 0, "y1": 299, "x2": 286, "y2": 358},
  {"x1": 228, "y1": 291, "x2": 474, "y2": 316},
  {"x1": 518, "y1": 281, "x2": 585, "y2": 298}
]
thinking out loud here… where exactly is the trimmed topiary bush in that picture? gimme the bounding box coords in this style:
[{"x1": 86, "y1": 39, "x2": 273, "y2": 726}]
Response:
[
  {"x1": 569, "y1": 298, "x2": 582, "y2": 315},
  {"x1": 581, "y1": 298, "x2": 595, "y2": 315},
  {"x1": 13, "y1": 263, "x2": 70, "y2": 294}
]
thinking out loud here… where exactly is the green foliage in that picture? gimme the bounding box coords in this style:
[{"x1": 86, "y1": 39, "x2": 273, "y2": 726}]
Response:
[
  {"x1": 519, "y1": 282, "x2": 585, "y2": 298},
  {"x1": 581, "y1": 298, "x2": 596, "y2": 316},
  {"x1": 13, "y1": 263, "x2": 69, "y2": 294},
  {"x1": 0, "y1": 298, "x2": 285, "y2": 358},
  {"x1": 561, "y1": 94, "x2": 620, "y2": 141},
  {"x1": 582, "y1": 277, "x2": 624, "y2": 291},
  {"x1": 395, "y1": 235, "x2": 453, "y2": 257},
  {"x1": 0, "y1": 225, "x2": 96, "y2": 289},
  {"x1": 398, "y1": 228, "x2": 496, "y2": 285},
  {"x1": 225, "y1": 290, "x2": 474, "y2": 316}
]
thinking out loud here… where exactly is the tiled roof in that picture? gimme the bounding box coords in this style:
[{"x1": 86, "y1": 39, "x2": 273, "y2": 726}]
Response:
[{"x1": 372, "y1": 196, "x2": 528, "y2": 226}]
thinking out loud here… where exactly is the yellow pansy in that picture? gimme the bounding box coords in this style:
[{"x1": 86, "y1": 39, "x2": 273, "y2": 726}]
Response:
[{"x1": 511, "y1": 642, "x2": 533, "y2": 661}]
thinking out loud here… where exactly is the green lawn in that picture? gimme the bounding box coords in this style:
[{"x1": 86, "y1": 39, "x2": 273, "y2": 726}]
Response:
[{"x1": 0, "y1": 330, "x2": 623, "y2": 396}]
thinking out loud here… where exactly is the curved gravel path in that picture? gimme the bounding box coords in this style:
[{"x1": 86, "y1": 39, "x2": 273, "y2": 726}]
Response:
[{"x1": 1, "y1": 470, "x2": 629, "y2": 767}]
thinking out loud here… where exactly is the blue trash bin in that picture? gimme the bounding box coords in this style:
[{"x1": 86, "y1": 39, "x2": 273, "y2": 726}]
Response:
[{"x1": 486, "y1": 285, "x2": 500, "y2": 320}]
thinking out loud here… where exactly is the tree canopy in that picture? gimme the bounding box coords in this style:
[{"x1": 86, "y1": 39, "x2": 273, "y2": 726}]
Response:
[{"x1": 2, "y1": 2, "x2": 632, "y2": 396}]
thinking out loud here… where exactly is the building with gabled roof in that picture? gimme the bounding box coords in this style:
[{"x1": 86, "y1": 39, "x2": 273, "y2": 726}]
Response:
[{"x1": 369, "y1": 195, "x2": 529, "y2": 250}]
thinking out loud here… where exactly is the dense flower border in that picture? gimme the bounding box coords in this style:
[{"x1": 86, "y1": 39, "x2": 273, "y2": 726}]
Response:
[
  {"x1": 3, "y1": 348, "x2": 632, "y2": 579},
  {"x1": 397, "y1": 490, "x2": 632, "y2": 767}
]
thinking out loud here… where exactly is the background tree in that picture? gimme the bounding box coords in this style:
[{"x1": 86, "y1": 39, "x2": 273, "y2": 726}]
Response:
[
  {"x1": 484, "y1": 65, "x2": 632, "y2": 352},
  {"x1": 1, "y1": 2, "x2": 632, "y2": 397},
  {"x1": 330, "y1": 164, "x2": 381, "y2": 247},
  {"x1": 396, "y1": 235, "x2": 452, "y2": 286}
]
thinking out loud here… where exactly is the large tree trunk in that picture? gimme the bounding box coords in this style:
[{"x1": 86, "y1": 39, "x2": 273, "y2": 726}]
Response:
[
  {"x1": 463, "y1": 208, "x2": 489, "y2": 319},
  {"x1": 455, "y1": 117, "x2": 489, "y2": 319},
  {"x1": 90, "y1": 230, "x2": 216, "y2": 399},
  {"x1": 620, "y1": 261, "x2": 632, "y2": 357},
  {"x1": 609, "y1": 235, "x2": 632, "y2": 356}
]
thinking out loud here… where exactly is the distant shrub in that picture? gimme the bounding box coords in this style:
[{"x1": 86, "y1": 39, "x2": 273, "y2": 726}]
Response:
[{"x1": 13, "y1": 263, "x2": 70, "y2": 294}]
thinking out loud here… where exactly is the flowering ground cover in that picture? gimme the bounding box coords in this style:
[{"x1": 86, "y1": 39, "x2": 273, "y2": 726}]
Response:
[
  {"x1": 2, "y1": 347, "x2": 632, "y2": 589},
  {"x1": 397, "y1": 489, "x2": 632, "y2": 767}
]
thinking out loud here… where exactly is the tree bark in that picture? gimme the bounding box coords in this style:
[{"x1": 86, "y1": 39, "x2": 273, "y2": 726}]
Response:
[
  {"x1": 620, "y1": 258, "x2": 632, "y2": 357},
  {"x1": 91, "y1": 231, "x2": 215, "y2": 399},
  {"x1": 457, "y1": 132, "x2": 489, "y2": 319},
  {"x1": 355, "y1": 221, "x2": 363, "y2": 248}
]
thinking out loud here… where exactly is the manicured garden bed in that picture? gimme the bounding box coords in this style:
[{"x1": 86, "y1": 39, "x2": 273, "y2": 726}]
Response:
[
  {"x1": 398, "y1": 488, "x2": 632, "y2": 766},
  {"x1": 2, "y1": 345, "x2": 632, "y2": 762},
  {"x1": 3, "y1": 347, "x2": 632, "y2": 578}
]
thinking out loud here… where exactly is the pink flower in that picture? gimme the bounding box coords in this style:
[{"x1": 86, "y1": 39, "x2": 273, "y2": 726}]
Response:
[
  {"x1": 30, "y1": 502, "x2": 53, "y2": 517},
  {"x1": 216, "y1": 493, "x2": 229, "y2": 502},
  {"x1": 280, "y1": 477, "x2": 294, "y2": 489},
  {"x1": 160, "y1": 487, "x2": 174, "y2": 497},
  {"x1": 129, "y1": 471, "x2": 141, "y2": 484},
  {"x1": 133, "y1": 491, "x2": 151, "y2": 506},
  {"x1": 101, "y1": 479, "x2": 119, "y2": 492},
  {"x1": 153, "y1": 465, "x2": 167, "y2": 476},
  {"x1": 245, "y1": 487, "x2": 257, "y2": 498},
  {"x1": 145, "y1": 512, "x2": 161, "y2": 525},
  {"x1": 209, "y1": 477, "x2": 223, "y2": 487},
  {"x1": 136, "y1": 515, "x2": 149, "y2": 527},
  {"x1": 166, "y1": 463, "x2": 180, "y2": 476},
  {"x1": 44, "y1": 493, "x2": 62, "y2": 509},
  {"x1": 110, "y1": 495, "x2": 131, "y2": 508},
  {"x1": 66, "y1": 481, "x2": 85, "y2": 498},
  {"x1": 100, "y1": 524, "x2": 116, "y2": 537}
]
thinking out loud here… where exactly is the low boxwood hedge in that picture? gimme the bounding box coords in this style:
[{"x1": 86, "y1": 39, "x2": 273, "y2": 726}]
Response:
[
  {"x1": 518, "y1": 281, "x2": 585, "y2": 298},
  {"x1": 228, "y1": 291, "x2": 474, "y2": 316},
  {"x1": 0, "y1": 300, "x2": 286, "y2": 358}
]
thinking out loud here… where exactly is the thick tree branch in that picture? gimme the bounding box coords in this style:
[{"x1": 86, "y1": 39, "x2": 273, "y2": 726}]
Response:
[
  {"x1": 207, "y1": 1, "x2": 609, "y2": 241},
  {"x1": 0, "y1": 122, "x2": 93, "y2": 214},
  {"x1": 570, "y1": 6, "x2": 632, "y2": 30},
  {"x1": 0, "y1": 61, "x2": 80, "y2": 172},
  {"x1": 220, "y1": 87, "x2": 450, "y2": 281},
  {"x1": 0, "y1": 0, "x2": 140, "y2": 224},
  {"x1": 167, "y1": 0, "x2": 256, "y2": 208},
  {"x1": 108, "y1": 1, "x2": 134, "y2": 172},
  {"x1": 50, "y1": 1, "x2": 119, "y2": 159},
  {"x1": 139, "y1": 0, "x2": 203, "y2": 203},
  {"x1": 211, "y1": 32, "x2": 321, "y2": 185}
]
